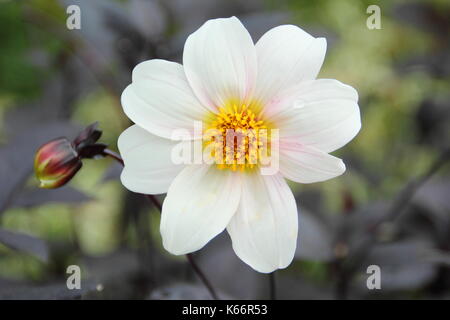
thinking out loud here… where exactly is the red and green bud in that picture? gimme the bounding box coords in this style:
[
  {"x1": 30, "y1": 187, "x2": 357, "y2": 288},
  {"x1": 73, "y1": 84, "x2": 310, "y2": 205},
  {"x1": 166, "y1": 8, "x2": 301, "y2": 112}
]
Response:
[
  {"x1": 34, "y1": 122, "x2": 108, "y2": 189},
  {"x1": 34, "y1": 138, "x2": 82, "y2": 189}
]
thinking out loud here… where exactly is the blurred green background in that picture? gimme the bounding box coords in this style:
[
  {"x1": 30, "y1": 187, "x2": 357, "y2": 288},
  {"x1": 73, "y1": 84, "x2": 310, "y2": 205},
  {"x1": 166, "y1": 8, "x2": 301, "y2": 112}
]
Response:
[{"x1": 0, "y1": 0, "x2": 449, "y2": 299}]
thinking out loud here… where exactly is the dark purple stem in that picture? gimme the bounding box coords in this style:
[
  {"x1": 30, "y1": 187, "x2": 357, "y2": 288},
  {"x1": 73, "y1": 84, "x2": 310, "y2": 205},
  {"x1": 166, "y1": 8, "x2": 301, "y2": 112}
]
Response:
[
  {"x1": 102, "y1": 148, "x2": 218, "y2": 299},
  {"x1": 187, "y1": 253, "x2": 218, "y2": 300},
  {"x1": 102, "y1": 149, "x2": 124, "y2": 165},
  {"x1": 269, "y1": 272, "x2": 277, "y2": 300}
]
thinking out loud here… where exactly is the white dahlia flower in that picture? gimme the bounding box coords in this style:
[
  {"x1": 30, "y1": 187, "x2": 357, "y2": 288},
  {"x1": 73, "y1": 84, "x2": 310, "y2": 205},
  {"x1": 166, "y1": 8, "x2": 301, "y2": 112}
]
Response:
[{"x1": 118, "y1": 17, "x2": 361, "y2": 273}]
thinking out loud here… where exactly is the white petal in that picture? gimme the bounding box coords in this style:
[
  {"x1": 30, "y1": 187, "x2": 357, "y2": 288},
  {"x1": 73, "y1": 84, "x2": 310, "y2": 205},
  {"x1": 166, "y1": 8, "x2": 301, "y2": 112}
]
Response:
[
  {"x1": 255, "y1": 25, "x2": 326, "y2": 105},
  {"x1": 227, "y1": 173, "x2": 298, "y2": 273},
  {"x1": 279, "y1": 142, "x2": 346, "y2": 184},
  {"x1": 121, "y1": 59, "x2": 209, "y2": 140},
  {"x1": 161, "y1": 165, "x2": 241, "y2": 255},
  {"x1": 118, "y1": 125, "x2": 185, "y2": 194},
  {"x1": 272, "y1": 79, "x2": 361, "y2": 153},
  {"x1": 183, "y1": 16, "x2": 257, "y2": 109}
]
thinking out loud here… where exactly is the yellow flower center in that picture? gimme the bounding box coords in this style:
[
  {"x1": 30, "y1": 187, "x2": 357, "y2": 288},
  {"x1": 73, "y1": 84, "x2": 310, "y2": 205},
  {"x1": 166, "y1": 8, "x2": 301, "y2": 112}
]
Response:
[{"x1": 204, "y1": 102, "x2": 270, "y2": 172}]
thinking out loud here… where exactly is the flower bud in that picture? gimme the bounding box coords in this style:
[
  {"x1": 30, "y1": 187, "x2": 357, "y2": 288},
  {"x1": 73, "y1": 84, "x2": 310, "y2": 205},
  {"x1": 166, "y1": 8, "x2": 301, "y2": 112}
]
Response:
[{"x1": 34, "y1": 138, "x2": 82, "y2": 189}]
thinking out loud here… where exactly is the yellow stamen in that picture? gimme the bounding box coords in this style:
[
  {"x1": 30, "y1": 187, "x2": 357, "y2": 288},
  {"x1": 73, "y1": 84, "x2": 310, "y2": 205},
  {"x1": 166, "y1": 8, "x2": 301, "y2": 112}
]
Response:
[{"x1": 204, "y1": 101, "x2": 270, "y2": 172}]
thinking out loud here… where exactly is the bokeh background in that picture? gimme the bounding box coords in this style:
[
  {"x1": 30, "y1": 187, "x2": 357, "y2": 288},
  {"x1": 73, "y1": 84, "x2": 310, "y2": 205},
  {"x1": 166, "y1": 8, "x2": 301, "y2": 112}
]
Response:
[{"x1": 0, "y1": 0, "x2": 449, "y2": 299}]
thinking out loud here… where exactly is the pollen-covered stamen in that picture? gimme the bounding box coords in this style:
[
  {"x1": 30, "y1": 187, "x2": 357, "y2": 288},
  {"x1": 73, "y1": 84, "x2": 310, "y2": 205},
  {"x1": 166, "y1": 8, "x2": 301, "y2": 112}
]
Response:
[{"x1": 205, "y1": 104, "x2": 269, "y2": 171}]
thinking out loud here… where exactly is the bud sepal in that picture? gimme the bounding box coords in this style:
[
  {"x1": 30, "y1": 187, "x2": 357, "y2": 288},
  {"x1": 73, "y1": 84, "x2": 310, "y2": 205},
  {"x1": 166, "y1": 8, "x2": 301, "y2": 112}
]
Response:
[{"x1": 34, "y1": 122, "x2": 108, "y2": 189}]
